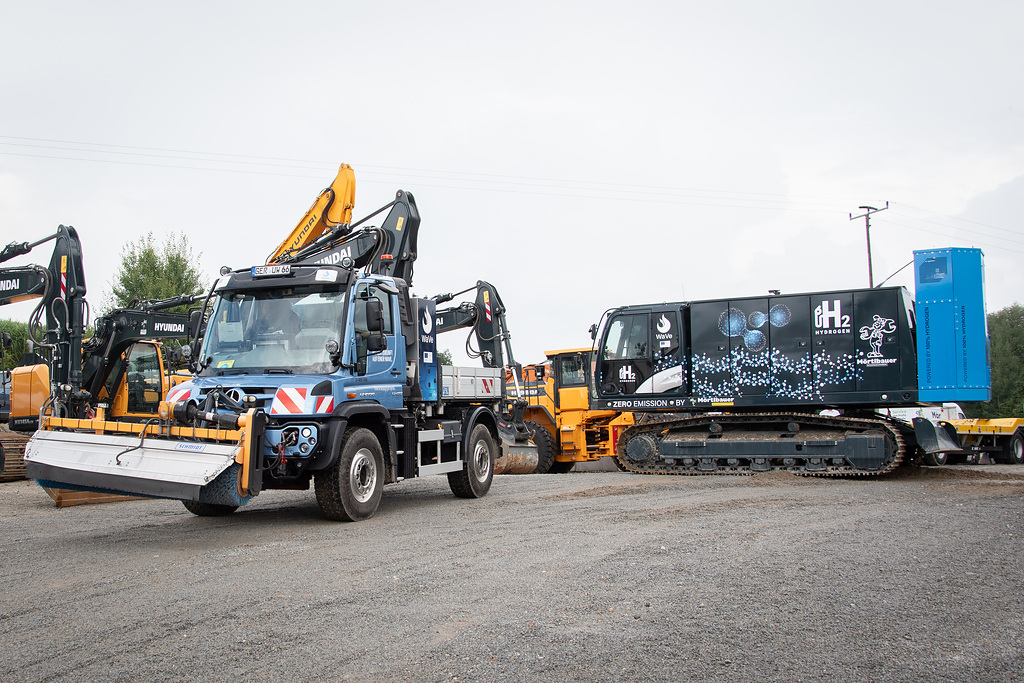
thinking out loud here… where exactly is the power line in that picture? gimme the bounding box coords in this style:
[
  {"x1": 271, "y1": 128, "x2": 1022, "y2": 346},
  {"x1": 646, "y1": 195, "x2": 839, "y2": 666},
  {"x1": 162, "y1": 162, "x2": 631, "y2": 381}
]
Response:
[
  {"x1": 3, "y1": 135, "x2": 1019, "y2": 243},
  {"x1": 895, "y1": 201, "x2": 1021, "y2": 240},
  {"x1": 881, "y1": 218, "x2": 1024, "y2": 257},
  {"x1": 0, "y1": 134, "x2": 859, "y2": 209},
  {"x1": 0, "y1": 149, "x2": 850, "y2": 214}
]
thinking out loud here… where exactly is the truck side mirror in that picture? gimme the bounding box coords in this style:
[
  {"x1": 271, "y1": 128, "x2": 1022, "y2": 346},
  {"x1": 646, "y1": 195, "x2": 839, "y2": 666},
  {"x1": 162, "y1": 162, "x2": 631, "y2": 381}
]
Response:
[
  {"x1": 188, "y1": 309, "x2": 203, "y2": 338},
  {"x1": 366, "y1": 334, "x2": 386, "y2": 353},
  {"x1": 364, "y1": 298, "x2": 384, "y2": 333}
]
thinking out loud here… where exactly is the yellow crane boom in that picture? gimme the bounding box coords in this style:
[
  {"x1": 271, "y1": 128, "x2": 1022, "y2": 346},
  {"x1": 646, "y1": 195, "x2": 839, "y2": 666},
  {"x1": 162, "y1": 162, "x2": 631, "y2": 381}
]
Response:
[{"x1": 266, "y1": 163, "x2": 356, "y2": 264}]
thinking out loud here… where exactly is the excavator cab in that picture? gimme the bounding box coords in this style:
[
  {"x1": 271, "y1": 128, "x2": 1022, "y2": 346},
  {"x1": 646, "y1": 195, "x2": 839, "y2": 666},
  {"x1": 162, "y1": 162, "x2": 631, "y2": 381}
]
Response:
[
  {"x1": 101, "y1": 341, "x2": 168, "y2": 418},
  {"x1": 123, "y1": 343, "x2": 165, "y2": 415}
]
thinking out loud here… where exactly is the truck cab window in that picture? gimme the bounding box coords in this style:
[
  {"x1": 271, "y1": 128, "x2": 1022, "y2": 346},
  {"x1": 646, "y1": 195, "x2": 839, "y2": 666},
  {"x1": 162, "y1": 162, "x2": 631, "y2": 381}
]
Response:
[{"x1": 353, "y1": 285, "x2": 394, "y2": 375}]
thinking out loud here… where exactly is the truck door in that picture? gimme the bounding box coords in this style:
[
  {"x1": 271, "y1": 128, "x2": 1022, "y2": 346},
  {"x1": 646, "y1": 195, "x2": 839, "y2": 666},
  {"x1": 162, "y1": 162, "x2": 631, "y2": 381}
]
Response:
[{"x1": 351, "y1": 282, "x2": 402, "y2": 391}]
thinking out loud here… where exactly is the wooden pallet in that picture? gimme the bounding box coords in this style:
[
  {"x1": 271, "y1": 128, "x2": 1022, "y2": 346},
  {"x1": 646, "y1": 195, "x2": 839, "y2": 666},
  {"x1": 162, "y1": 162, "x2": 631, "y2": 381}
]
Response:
[
  {"x1": 42, "y1": 487, "x2": 146, "y2": 508},
  {"x1": 0, "y1": 427, "x2": 30, "y2": 482},
  {"x1": 2, "y1": 427, "x2": 144, "y2": 506}
]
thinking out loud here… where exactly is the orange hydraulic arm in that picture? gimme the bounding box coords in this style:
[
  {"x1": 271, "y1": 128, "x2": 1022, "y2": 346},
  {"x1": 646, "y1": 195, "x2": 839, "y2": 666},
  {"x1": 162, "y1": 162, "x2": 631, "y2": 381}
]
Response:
[{"x1": 266, "y1": 163, "x2": 356, "y2": 264}]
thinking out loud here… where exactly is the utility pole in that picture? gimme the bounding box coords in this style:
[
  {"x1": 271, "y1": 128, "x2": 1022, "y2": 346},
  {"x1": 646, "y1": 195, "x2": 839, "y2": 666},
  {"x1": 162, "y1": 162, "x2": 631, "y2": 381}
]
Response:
[{"x1": 849, "y1": 201, "x2": 888, "y2": 287}]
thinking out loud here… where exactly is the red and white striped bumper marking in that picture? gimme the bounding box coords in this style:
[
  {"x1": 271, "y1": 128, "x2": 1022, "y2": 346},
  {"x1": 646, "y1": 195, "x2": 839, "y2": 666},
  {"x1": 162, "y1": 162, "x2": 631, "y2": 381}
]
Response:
[
  {"x1": 271, "y1": 387, "x2": 309, "y2": 415},
  {"x1": 166, "y1": 386, "x2": 191, "y2": 404},
  {"x1": 480, "y1": 378, "x2": 496, "y2": 395},
  {"x1": 314, "y1": 396, "x2": 334, "y2": 414}
]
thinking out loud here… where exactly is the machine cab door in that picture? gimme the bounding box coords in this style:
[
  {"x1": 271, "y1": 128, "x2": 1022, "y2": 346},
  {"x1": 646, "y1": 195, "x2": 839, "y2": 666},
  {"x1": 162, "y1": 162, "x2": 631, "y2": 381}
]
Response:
[
  {"x1": 597, "y1": 308, "x2": 685, "y2": 403},
  {"x1": 109, "y1": 341, "x2": 167, "y2": 418},
  {"x1": 552, "y1": 351, "x2": 590, "y2": 412}
]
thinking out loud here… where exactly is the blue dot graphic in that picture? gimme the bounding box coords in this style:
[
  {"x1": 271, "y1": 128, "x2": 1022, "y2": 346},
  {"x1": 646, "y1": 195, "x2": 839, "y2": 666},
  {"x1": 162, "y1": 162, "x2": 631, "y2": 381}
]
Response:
[{"x1": 769, "y1": 304, "x2": 792, "y2": 327}]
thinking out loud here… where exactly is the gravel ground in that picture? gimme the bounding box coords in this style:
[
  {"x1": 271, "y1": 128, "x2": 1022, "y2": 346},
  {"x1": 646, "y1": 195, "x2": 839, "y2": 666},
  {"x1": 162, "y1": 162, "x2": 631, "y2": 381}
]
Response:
[{"x1": 1, "y1": 465, "x2": 1022, "y2": 682}]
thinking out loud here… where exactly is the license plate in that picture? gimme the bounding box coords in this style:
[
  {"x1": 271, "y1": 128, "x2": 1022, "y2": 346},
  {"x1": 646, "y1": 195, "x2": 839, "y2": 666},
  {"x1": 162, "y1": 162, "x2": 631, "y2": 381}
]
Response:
[{"x1": 252, "y1": 264, "x2": 291, "y2": 277}]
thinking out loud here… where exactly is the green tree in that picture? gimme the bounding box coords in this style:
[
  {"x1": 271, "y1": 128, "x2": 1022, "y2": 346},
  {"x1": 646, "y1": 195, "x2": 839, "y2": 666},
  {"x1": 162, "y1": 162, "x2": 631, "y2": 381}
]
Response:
[
  {"x1": 0, "y1": 319, "x2": 32, "y2": 372},
  {"x1": 107, "y1": 233, "x2": 205, "y2": 311},
  {"x1": 438, "y1": 349, "x2": 453, "y2": 366},
  {"x1": 963, "y1": 303, "x2": 1024, "y2": 419}
]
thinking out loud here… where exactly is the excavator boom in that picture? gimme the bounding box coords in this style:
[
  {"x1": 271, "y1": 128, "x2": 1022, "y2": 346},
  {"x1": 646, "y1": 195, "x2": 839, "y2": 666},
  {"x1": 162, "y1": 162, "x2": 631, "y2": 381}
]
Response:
[{"x1": 266, "y1": 163, "x2": 356, "y2": 264}]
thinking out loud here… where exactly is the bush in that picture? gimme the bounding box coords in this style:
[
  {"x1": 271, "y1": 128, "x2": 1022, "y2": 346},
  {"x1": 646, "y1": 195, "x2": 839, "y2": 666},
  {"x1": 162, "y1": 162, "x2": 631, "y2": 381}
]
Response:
[{"x1": 0, "y1": 319, "x2": 32, "y2": 372}]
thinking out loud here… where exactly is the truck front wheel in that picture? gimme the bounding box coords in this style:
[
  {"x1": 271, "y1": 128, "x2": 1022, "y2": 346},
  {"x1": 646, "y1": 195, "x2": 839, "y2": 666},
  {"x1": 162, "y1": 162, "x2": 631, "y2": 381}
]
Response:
[
  {"x1": 315, "y1": 428, "x2": 384, "y2": 521},
  {"x1": 449, "y1": 423, "x2": 494, "y2": 498}
]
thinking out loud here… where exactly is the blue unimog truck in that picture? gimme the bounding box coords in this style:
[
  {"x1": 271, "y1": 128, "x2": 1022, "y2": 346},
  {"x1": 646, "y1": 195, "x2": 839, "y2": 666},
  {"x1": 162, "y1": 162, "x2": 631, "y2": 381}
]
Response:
[{"x1": 25, "y1": 190, "x2": 535, "y2": 521}]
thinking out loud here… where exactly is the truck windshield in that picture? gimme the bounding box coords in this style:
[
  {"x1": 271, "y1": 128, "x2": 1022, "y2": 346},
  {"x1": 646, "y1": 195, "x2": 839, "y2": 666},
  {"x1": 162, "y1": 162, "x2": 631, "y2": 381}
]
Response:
[{"x1": 198, "y1": 287, "x2": 346, "y2": 376}]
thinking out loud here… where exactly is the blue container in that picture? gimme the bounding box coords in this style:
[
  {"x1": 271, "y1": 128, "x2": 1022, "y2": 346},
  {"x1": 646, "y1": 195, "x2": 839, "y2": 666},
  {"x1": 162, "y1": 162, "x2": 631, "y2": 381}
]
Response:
[{"x1": 913, "y1": 248, "x2": 991, "y2": 401}]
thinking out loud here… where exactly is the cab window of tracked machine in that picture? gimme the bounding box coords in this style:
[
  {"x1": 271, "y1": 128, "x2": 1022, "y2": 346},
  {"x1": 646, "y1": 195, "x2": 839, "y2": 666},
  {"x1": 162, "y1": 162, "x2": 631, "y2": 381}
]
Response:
[
  {"x1": 101, "y1": 352, "x2": 128, "y2": 401},
  {"x1": 123, "y1": 343, "x2": 164, "y2": 415},
  {"x1": 598, "y1": 313, "x2": 656, "y2": 396},
  {"x1": 651, "y1": 309, "x2": 682, "y2": 368},
  {"x1": 601, "y1": 314, "x2": 649, "y2": 361}
]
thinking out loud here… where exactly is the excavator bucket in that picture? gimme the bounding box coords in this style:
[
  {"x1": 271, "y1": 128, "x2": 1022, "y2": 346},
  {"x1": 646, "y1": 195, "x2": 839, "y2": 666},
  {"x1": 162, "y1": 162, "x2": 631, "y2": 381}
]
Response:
[
  {"x1": 493, "y1": 420, "x2": 539, "y2": 475},
  {"x1": 911, "y1": 417, "x2": 964, "y2": 454},
  {"x1": 24, "y1": 429, "x2": 241, "y2": 501}
]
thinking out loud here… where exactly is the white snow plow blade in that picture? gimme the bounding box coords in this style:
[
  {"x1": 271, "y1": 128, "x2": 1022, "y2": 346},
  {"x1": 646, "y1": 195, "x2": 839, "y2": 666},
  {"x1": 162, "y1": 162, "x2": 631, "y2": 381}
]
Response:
[{"x1": 24, "y1": 429, "x2": 240, "y2": 501}]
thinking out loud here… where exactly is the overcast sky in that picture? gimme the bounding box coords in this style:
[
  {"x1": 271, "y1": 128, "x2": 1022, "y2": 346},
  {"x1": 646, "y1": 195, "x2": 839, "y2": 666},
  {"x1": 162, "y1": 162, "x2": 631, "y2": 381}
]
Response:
[{"x1": 2, "y1": 1, "x2": 1022, "y2": 364}]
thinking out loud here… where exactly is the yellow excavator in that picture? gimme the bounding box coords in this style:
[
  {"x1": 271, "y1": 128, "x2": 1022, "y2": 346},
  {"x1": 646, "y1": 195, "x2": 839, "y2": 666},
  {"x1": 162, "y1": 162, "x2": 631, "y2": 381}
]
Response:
[{"x1": 0, "y1": 227, "x2": 200, "y2": 487}]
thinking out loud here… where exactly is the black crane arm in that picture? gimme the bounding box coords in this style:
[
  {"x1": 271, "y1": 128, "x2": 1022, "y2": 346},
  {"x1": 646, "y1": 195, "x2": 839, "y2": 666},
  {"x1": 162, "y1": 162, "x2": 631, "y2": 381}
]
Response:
[
  {"x1": 1, "y1": 226, "x2": 88, "y2": 392},
  {"x1": 279, "y1": 190, "x2": 421, "y2": 285},
  {"x1": 81, "y1": 307, "x2": 197, "y2": 401},
  {"x1": 433, "y1": 280, "x2": 519, "y2": 372},
  {"x1": 0, "y1": 265, "x2": 49, "y2": 306}
]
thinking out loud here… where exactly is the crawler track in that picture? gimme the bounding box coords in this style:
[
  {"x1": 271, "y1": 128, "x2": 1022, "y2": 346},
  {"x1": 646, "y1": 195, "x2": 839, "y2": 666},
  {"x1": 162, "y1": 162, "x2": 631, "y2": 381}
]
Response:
[{"x1": 615, "y1": 412, "x2": 907, "y2": 477}]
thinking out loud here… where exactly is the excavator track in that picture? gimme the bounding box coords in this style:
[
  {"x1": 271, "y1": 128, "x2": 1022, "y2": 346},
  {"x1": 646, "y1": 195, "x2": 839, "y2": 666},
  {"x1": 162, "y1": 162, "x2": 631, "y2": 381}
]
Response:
[{"x1": 615, "y1": 412, "x2": 907, "y2": 477}]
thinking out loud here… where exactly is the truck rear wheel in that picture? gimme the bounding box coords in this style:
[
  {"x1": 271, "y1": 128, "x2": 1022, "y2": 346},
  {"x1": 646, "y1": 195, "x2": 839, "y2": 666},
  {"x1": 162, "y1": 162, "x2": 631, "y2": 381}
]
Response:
[
  {"x1": 1001, "y1": 431, "x2": 1024, "y2": 465},
  {"x1": 526, "y1": 420, "x2": 556, "y2": 474},
  {"x1": 315, "y1": 428, "x2": 384, "y2": 521},
  {"x1": 449, "y1": 423, "x2": 494, "y2": 498}
]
